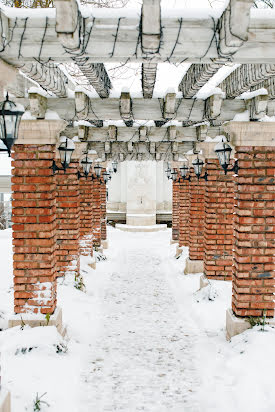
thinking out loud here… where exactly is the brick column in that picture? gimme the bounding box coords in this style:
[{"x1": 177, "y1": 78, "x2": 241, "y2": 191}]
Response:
[
  {"x1": 11, "y1": 120, "x2": 65, "y2": 315},
  {"x1": 184, "y1": 169, "x2": 205, "y2": 274},
  {"x1": 79, "y1": 176, "x2": 93, "y2": 256},
  {"x1": 100, "y1": 178, "x2": 107, "y2": 242},
  {"x1": 92, "y1": 174, "x2": 102, "y2": 248},
  {"x1": 224, "y1": 122, "x2": 275, "y2": 338},
  {"x1": 179, "y1": 179, "x2": 189, "y2": 247},
  {"x1": 204, "y1": 158, "x2": 234, "y2": 280},
  {"x1": 172, "y1": 179, "x2": 180, "y2": 242},
  {"x1": 56, "y1": 158, "x2": 80, "y2": 276}
]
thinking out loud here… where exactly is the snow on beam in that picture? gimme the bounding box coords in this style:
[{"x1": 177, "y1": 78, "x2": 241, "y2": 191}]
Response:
[
  {"x1": 73, "y1": 59, "x2": 112, "y2": 98},
  {"x1": 142, "y1": 62, "x2": 158, "y2": 99},
  {"x1": 141, "y1": 0, "x2": 161, "y2": 55},
  {"x1": 220, "y1": 64, "x2": 275, "y2": 98},
  {"x1": 19, "y1": 61, "x2": 67, "y2": 98},
  {"x1": 179, "y1": 62, "x2": 225, "y2": 98}
]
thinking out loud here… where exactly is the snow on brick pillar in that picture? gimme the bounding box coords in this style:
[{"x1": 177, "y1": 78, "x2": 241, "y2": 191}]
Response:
[
  {"x1": 56, "y1": 158, "x2": 80, "y2": 276},
  {"x1": 11, "y1": 120, "x2": 66, "y2": 315},
  {"x1": 225, "y1": 122, "x2": 275, "y2": 318},
  {"x1": 79, "y1": 176, "x2": 93, "y2": 256},
  {"x1": 100, "y1": 175, "x2": 107, "y2": 241},
  {"x1": 204, "y1": 158, "x2": 234, "y2": 280},
  {"x1": 179, "y1": 179, "x2": 189, "y2": 247},
  {"x1": 188, "y1": 169, "x2": 205, "y2": 261},
  {"x1": 172, "y1": 179, "x2": 180, "y2": 242},
  {"x1": 92, "y1": 174, "x2": 102, "y2": 248}
]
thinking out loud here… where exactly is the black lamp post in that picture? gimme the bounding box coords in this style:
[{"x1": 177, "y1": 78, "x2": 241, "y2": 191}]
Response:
[
  {"x1": 77, "y1": 154, "x2": 93, "y2": 179},
  {"x1": 102, "y1": 171, "x2": 110, "y2": 184},
  {"x1": 50, "y1": 138, "x2": 75, "y2": 174},
  {"x1": 93, "y1": 163, "x2": 103, "y2": 180},
  {"x1": 112, "y1": 160, "x2": 118, "y2": 173},
  {"x1": 214, "y1": 140, "x2": 239, "y2": 175},
  {"x1": 0, "y1": 93, "x2": 24, "y2": 156},
  {"x1": 179, "y1": 160, "x2": 191, "y2": 182},
  {"x1": 192, "y1": 156, "x2": 208, "y2": 181}
]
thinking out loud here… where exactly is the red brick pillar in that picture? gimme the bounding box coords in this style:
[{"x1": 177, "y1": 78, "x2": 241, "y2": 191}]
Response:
[
  {"x1": 100, "y1": 178, "x2": 107, "y2": 242},
  {"x1": 189, "y1": 169, "x2": 205, "y2": 261},
  {"x1": 204, "y1": 158, "x2": 234, "y2": 280},
  {"x1": 92, "y1": 174, "x2": 102, "y2": 248},
  {"x1": 224, "y1": 123, "x2": 275, "y2": 325},
  {"x1": 12, "y1": 139, "x2": 58, "y2": 314},
  {"x1": 79, "y1": 176, "x2": 93, "y2": 256},
  {"x1": 172, "y1": 179, "x2": 180, "y2": 242},
  {"x1": 232, "y1": 145, "x2": 275, "y2": 317},
  {"x1": 56, "y1": 159, "x2": 80, "y2": 276},
  {"x1": 179, "y1": 179, "x2": 189, "y2": 247}
]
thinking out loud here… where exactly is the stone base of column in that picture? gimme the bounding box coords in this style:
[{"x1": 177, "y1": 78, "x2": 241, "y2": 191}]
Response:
[
  {"x1": 175, "y1": 246, "x2": 183, "y2": 258},
  {"x1": 102, "y1": 240, "x2": 109, "y2": 249},
  {"x1": 0, "y1": 389, "x2": 11, "y2": 412},
  {"x1": 200, "y1": 274, "x2": 210, "y2": 289},
  {"x1": 226, "y1": 308, "x2": 252, "y2": 340},
  {"x1": 184, "y1": 258, "x2": 204, "y2": 275},
  {"x1": 88, "y1": 256, "x2": 97, "y2": 270},
  {"x1": 8, "y1": 307, "x2": 66, "y2": 337},
  {"x1": 170, "y1": 239, "x2": 178, "y2": 245}
]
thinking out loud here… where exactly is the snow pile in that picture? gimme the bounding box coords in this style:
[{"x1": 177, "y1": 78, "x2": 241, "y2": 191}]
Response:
[{"x1": 0, "y1": 227, "x2": 275, "y2": 411}]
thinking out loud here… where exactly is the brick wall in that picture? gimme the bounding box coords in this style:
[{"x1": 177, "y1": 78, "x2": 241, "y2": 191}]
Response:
[
  {"x1": 189, "y1": 170, "x2": 205, "y2": 261},
  {"x1": 232, "y1": 146, "x2": 275, "y2": 317},
  {"x1": 204, "y1": 159, "x2": 234, "y2": 280},
  {"x1": 172, "y1": 179, "x2": 180, "y2": 241},
  {"x1": 92, "y1": 175, "x2": 102, "y2": 248},
  {"x1": 11, "y1": 144, "x2": 57, "y2": 314},
  {"x1": 179, "y1": 179, "x2": 189, "y2": 247},
  {"x1": 79, "y1": 176, "x2": 93, "y2": 256},
  {"x1": 100, "y1": 178, "x2": 107, "y2": 241},
  {"x1": 55, "y1": 160, "x2": 80, "y2": 276}
]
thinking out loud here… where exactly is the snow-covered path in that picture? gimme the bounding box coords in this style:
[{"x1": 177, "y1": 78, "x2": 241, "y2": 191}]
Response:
[{"x1": 80, "y1": 229, "x2": 200, "y2": 411}]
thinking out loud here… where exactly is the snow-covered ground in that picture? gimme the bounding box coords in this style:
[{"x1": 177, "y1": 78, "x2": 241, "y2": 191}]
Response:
[{"x1": 0, "y1": 227, "x2": 275, "y2": 411}]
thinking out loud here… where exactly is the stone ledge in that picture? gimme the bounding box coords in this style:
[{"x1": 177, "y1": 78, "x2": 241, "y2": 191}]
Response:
[
  {"x1": 102, "y1": 240, "x2": 109, "y2": 249},
  {"x1": 184, "y1": 258, "x2": 204, "y2": 275},
  {"x1": 116, "y1": 224, "x2": 167, "y2": 233},
  {"x1": 200, "y1": 274, "x2": 210, "y2": 289},
  {"x1": 8, "y1": 307, "x2": 66, "y2": 337},
  {"x1": 175, "y1": 246, "x2": 183, "y2": 258},
  {"x1": 0, "y1": 388, "x2": 11, "y2": 412},
  {"x1": 88, "y1": 256, "x2": 97, "y2": 270},
  {"x1": 226, "y1": 308, "x2": 275, "y2": 340},
  {"x1": 170, "y1": 239, "x2": 178, "y2": 245}
]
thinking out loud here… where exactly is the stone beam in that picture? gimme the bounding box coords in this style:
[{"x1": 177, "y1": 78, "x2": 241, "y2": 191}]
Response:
[
  {"x1": 73, "y1": 59, "x2": 112, "y2": 98},
  {"x1": 220, "y1": 64, "x2": 275, "y2": 98},
  {"x1": 2, "y1": 9, "x2": 275, "y2": 64},
  {"x1": 142, "y1": 62, "x2": 158, "y2": 99}
]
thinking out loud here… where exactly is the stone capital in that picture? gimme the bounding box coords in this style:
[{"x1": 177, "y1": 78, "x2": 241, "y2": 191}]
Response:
[
  {"x1": 224, "y1": 121, "x2": 275, "y2": 147},
  {"x1": 197, "y1": 141, "x2": 236, "y2": 159},
  {"x1": 17, "y1": 119, "x2": 67, "y2": 145}
]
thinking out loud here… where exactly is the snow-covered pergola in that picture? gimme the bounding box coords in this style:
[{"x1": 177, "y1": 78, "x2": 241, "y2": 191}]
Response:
[{"x1": 0, "y1": 1, "x2": 273, "y2": 380}]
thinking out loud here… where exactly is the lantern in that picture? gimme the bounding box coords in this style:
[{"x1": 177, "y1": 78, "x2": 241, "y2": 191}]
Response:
[
  {"x1": 58, "y1": 138, "x2": 74, "y2": 171},
  {"x1": 81, "y1": 155, "x2": 93, "y2": 177},
  {"x1": 214, "y1": 139, "x2": 239, "y2": 175},
  {"x1": 192, "y1": 156, "x2": 208, "y2": 181},
  {"x1": 94, "y1": 163, "x2": 103, "y2": 178},
  {"x1": 171, "y1": 168, "x2": 178, "y2": 182},
  {"x1": 0, "y1": 93, "x2": 24, "y2": 156},
  {"x1": 112, "y1": 160, "x2": 118, "y2": 173}
]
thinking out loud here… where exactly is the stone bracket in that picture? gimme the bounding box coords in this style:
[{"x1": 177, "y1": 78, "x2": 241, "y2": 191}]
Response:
[{"x1": 29, "y1": 92, "x2": 47, "y2": 119}]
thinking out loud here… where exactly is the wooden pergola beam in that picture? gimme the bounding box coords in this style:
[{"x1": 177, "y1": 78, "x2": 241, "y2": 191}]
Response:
[
  {"x1": 179, "y1": 61, "x2": 225, "y2": 98},
  {"x1": 142, "y1": 62, "x2": 158, "y2": 99},
  {"x1": 1, "y1": 5, "x2": 275, "y2": 64},
  {"x1": 220, "y1": 64, "x2": 275, "y2": 98},
  {"x1": 19, "y1": 61, "x2": 68, "y2": 98},
  {"x1": 73, "y1": 59, "x2": 112, "y2": 99}
]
